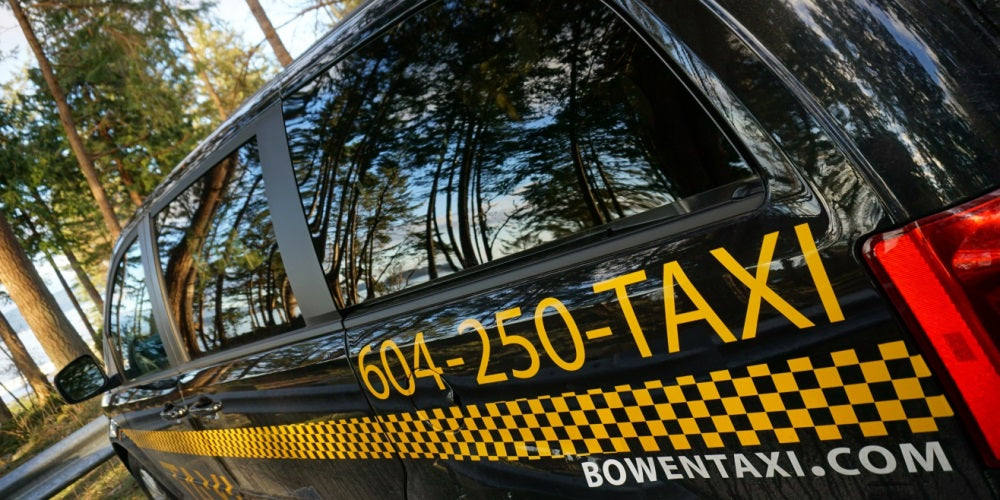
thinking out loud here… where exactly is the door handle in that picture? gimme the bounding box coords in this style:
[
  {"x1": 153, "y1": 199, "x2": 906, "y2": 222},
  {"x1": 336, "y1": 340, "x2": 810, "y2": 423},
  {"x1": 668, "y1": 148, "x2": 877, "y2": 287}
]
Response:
[
  {"x1": 159, "y1": 402, "x2": 188, "y2": 421},
  {"x1": 187, "y1": 396, "x2": 224, "y2": 417}
]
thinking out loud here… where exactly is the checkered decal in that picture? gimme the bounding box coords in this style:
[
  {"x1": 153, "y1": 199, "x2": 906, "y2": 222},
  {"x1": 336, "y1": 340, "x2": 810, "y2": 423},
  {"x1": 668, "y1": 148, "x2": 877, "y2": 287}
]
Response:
[{"x1": 124, "y1": 341, "x2": 953, "y2": 461}]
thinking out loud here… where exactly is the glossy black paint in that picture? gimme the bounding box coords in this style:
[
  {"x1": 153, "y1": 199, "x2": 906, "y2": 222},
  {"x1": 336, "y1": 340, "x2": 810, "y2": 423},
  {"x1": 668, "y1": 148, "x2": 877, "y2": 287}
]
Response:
[{"x1": 82, "y1": 0, "x2": 1000, "y2": 498}]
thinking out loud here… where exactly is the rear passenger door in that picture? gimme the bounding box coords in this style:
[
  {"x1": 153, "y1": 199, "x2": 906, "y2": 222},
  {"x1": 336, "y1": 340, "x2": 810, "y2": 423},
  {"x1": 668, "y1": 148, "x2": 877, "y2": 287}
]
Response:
[{"x1": 135, "y1": 107, "x2": 406, "y2": 499}]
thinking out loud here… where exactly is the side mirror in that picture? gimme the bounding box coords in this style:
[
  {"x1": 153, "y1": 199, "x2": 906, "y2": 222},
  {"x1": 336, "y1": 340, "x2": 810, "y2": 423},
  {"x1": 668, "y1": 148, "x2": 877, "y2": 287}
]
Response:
[{"x1": 54, "y1": 355, "x2": 120, "y2": 403}]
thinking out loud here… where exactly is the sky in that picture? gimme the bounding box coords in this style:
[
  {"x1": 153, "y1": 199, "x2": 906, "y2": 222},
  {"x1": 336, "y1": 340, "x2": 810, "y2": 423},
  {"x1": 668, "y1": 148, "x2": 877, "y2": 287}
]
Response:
[
  {"x1": 0, "y1": 0, "x2": 332, "y2": 85},
  {"x1": 0, "y1": 0, "x2": 333, "y2": 403}
]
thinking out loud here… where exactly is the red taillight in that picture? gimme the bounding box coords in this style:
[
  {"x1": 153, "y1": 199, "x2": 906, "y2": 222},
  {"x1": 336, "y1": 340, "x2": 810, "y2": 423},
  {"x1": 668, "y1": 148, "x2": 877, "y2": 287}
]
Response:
[{"x1": 864, "y1": 189, "x2": 1000, "y2": 467}]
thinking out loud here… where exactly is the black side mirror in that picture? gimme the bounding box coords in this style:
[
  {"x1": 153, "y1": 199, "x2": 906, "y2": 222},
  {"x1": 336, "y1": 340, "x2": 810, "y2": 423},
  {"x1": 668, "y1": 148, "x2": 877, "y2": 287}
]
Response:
[{"x1": 54, "y1": 355, "x2": 120, "y2": 403}]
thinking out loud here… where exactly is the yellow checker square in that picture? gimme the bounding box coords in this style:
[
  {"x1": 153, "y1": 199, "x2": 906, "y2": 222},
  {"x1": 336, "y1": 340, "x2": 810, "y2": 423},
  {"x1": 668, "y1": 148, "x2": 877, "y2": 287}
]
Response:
[
  {"x1": 570, "y1": 409, "x2": 589, "y2": 426},
  {"x1": 697, "y1": 381, "x2": 721, "y2": 400},
  {"x1": 845, "y1": 383, "x2": 875, "y2": 404},
  {"x1": 860, "y1": 360, "x2": 892, "y2": 383},
  {"x1": 551, "y1": 397, "x2": 570, "y2": 413},
  {"x1": 907, "y1": 417, "x2": 940, "y2": 434},
  {"x1": 631, "y1": 388, "x2": 653, "y2": 406},
  {"x1": 831, "y1": 348, "x2": 860, "y2": 366},
  {"x1": 596, "y1": 408, "x2": 616, "y2": 425},
  {"x1": 639, "y1": 435, "x2": 660, "y2": 452},
  {"x1": 786, "y1": 356, "x2": 813, "y2": 372},
  {"x1": 759, "y1": 393, "x2": 785, "y2": 412},
  {"x1": 910, "y1": 355, "x2": 932, "y2": 377},
  {"x1": 875, "y1": 400, "x2": 907, "y2": 421},
  {"x1": 736, "y1": 430, "x2": 761, "y2": 446},
  {"x1": 583, "y1": 438, "x2": 604, "y2": 454},
  {"x1": 878, "y1": 340, "x2": 909, "y2": 360},
  {"x1": 773, "y1": 427, "x2": 800, "y2": 443},
  {"x1": 733, "y1": 377, "x2": 758, "y2": 397},
  {"x1": 611, "y1": 437, "x2": 630, "y2": 453},
  {"x1": 678, "y1": 418, "x2": 701, "y2": 435},
  {"x1": 926, "y1": 395, "x2": 954, "y2": 417},
  {"x1": 710, "y1": 369, "x2": 732, "y2": 382},
  {"x1": 829, "y1": 404, "x2": 859, "y2": 425},
  {"x1": 814, "y1": 425, "x2": 842, "y2": 441},
  {"x1": 625, "y1": 406, "x2": 645, "y2": 423},
  {"x1": 747, "y1": 412, "x2": 774, "y2": 431},
  {"x1": 602, "y1": 392, "x2": 624, "y2": 411},
  {"x1": 858, "y1": 421, "x2": 888, "y2": 436},
  {"x1": 617, "y1": 421, "x2": 637, "y2": 438},
  {"x1": 668, "y1": 434, "x2": 692, "y2": 450},
  {"x1": 663, "y1": 385, "x2": 686, "y2": 403},
  {"x1": 814, "y1": 366, "x2": 844, "y2": 388},
  {"x1": 711, "y1": 414, "x2": 736, "y2": 433},
  {"x1": 800, "y1": 388, "x2": 828, "y2": 408},
  {"x1": 770, "y1": 372, "x2": 799, "y2": 392},
  {"x1": 654, "y1": 402, "x2": 678, "y2": 420},
  {"x1": 676, "y1": 375, "x2": 697, "y2": 385},
  {"x1": 688, "y1": 400, "x2": 711, "y2": 418},
  {"x1": 892, "y1": 378, "x2": 926, "y2": 400},
  {"x1": 787, "y1": 408, "x2": 814, "y2": 428},
  {"x1": 644, "y1": 380, "x2": 665, "y2": 390},
  {"x1": 647, "y1": 419, "x2": 667, "y2": 436},
  {"x1": 722, "y1": 396, "x2": 747, "y2": 414},
  {"x1": 702, "y1": 432, "x2": 724, "y2": 448},
  {"x1": 746, "y1": 363, "x2": 771, "y2": 377}
]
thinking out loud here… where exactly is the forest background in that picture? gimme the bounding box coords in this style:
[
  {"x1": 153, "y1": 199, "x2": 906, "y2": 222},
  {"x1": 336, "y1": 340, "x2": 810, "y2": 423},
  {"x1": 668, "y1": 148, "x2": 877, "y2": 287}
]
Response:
[{"x1": 0, "y1": 0, "x2": 361, "y2": 487}]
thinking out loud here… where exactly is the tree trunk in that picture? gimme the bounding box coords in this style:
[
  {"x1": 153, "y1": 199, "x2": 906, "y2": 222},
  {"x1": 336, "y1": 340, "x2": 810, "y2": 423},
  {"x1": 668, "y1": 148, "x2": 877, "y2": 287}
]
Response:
[
  {"x1": 0, "y1": 313, "x2": 54, "y2": 404},
  {"x1": 159, "y1": 0, "x2": 229, "y2": 120},
  {"x1": 0, "y1": 210, "x2": 92, "y2": 369},
  {"x1": 28, "y1": 187, "x2": 105, "y2": 311},
  {"x1": 8, "y1": 0, "x2": 122, "y2": 241},
  {"x1": 244, "y1": 0, "x2": 293, "y2": 67}
]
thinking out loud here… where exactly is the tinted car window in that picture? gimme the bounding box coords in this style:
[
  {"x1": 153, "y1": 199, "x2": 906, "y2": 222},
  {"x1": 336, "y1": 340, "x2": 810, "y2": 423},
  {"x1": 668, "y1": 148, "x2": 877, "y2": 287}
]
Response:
[
  {"x1": 282, "y1": 0, "x2": 755, "y2": 307},
  {"x1": 109, "y1": 238, "x2": 168, "y2": 379},
  {"x1": 155, "y1": 138, "x2": 302, "y2": 357}
]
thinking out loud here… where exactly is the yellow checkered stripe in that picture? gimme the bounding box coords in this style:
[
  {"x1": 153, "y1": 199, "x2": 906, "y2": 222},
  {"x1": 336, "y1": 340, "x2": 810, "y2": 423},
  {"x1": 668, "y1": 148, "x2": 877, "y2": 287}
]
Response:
[{"x1": 124, "y1": 340, "x2": 953, "y2": 461}]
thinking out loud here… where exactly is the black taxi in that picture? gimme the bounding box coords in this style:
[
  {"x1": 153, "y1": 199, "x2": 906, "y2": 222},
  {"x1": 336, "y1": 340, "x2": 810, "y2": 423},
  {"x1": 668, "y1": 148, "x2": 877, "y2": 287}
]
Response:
[{"x1": 55, "y1": 0, "x2": 1000, "y2": 497}]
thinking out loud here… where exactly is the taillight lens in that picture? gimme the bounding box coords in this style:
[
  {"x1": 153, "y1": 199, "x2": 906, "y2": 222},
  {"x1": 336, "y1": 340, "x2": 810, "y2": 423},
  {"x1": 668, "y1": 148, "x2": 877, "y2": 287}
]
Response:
[{"x1": 863, "y1": 189, "x2": 1000, "y2": 467}]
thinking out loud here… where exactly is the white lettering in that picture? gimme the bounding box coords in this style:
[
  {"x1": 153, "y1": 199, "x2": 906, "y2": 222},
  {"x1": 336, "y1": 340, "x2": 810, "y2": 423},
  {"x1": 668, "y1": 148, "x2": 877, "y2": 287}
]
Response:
[
  {"x1": 680, "y1": 455, "x2": 710, "y2": 479},
  {"x1": 704, "y1": 454, "x2": 730, "y2": 478},
  {"x1": 787, "y1": 451, "x2": 805, "y2": 477},
  {"x1": 583, "y1": 462, "x2": 603, "y2": 488},
  {"x1": 733, "y1": 454, "x2": 762, "y2": 478},
  {"x1": 657, "y1": 456, "x2": 683, "y2": 480},
  {"x1": 604, "y1": 460, "x2": 627, "y2": 486},
  {"x1": 859, "y1": 445, "x2": 896, "y2": 474},
  {"x1": 756, "y1": 452, "x2": 791, "y2": 478},
  {"x1": 827, "y1": 447, "x2": 860, "y2": 476},
  {"x1": 901, "y1": 442, "x2": 952, "y2": 473},
  {"x1": 626, "y1": 457, "x2": 659, "y2": 483}
]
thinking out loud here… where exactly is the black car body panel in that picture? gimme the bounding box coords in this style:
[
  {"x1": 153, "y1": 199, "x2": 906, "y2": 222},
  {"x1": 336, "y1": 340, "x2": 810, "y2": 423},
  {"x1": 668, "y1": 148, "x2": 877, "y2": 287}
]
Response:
[{"x1": 59, "y1": 0, "x2": 1000, "y2": 498}]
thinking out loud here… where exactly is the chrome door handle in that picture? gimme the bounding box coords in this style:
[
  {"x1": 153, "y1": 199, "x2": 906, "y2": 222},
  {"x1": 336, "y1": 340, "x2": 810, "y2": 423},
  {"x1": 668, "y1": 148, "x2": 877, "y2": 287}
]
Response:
[
  {"x1": 159, "y1": 402, "x2": 188, "y2": 421},
  {"x1": 187, "y1": 396, "x2": 224, "y2": 417}
]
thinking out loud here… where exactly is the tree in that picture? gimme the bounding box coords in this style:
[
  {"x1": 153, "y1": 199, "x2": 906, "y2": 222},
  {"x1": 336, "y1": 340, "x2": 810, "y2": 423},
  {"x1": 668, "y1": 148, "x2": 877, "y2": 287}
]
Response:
[
  {"x1": 244, "y1": 0, "x2": 292, "y2": 67},
  {"x1": 0, "y1": 209, "x2": 92, "y2": 369},
  {"x1": 7, "y1": 0, "x2": 122, "y2": 241},
  {"x1": 0, "y1": 311, "x2": 54, "y2": 404}
]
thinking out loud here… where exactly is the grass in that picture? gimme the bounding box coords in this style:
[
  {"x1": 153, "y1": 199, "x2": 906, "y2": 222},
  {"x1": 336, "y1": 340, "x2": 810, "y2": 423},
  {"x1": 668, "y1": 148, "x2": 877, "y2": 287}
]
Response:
[
  {"x1": 51, "y1": 458, "x2": 143, "y2": 500},
  {"x1": 1, "y1": 396, "x2": 141, "y2": 498}
]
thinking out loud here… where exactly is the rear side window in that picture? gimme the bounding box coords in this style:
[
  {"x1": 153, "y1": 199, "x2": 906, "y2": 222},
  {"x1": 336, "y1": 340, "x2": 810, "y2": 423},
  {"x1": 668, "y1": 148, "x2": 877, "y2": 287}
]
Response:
[
  {"x1": 155, "y1": 138, "x2": 302, "y2": 358},
  {"x1": 282, "y1": 0, "x2": 755, "y2": 307},
  {"x1": 109, "y1": 239, "x2": 168, "y2": 379}
]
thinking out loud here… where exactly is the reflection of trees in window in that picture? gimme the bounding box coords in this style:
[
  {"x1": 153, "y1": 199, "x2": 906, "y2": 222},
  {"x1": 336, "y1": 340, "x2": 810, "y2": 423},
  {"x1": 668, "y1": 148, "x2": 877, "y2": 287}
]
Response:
[
  {"x1": 109, "y1": 240, "x2": 167, "y2": 379},
  {"x1": 283, "y1": 0, "x2": 754, "y2": 307},
  {"x1": 156, "y1": 139, "x2": 301, "y2": 357}
]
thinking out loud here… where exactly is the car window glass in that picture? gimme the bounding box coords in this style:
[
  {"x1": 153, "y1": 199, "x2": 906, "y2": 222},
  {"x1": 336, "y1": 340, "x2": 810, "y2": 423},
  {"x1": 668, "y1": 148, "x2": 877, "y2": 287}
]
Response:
[
  {"x1": 109, "y1": 238, "x2": 168, "y2": 379},
  {"x1": 155, "y1": 138, "x2": 303, "y2": 358},
  {"x1": 282, "y1": 0, "x2": 756, "y2": 307}
]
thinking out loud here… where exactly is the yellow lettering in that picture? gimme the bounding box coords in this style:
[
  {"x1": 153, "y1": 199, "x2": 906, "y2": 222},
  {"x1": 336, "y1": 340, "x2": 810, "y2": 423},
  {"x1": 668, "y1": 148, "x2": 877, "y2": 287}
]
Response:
[
  {"x1": 663, "y1": 261, "x2": 736, "y2": 352},
  {"x1": 592, "y1": 271, "x2": 651, "y2": 357},
  {"x1": 795, "y1": 223, "x2": 844, "y2": 323},
  {"x1": 711, "y1": 234, "x2": 814, "y2": 337}
]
